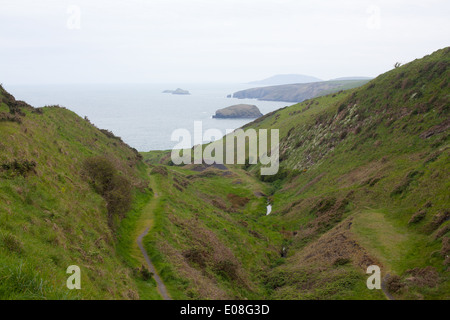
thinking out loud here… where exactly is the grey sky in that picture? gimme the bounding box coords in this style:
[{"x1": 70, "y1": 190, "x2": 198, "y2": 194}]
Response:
[{"x1": 1, "y1": 0, "x2": 449, "y2": 84}]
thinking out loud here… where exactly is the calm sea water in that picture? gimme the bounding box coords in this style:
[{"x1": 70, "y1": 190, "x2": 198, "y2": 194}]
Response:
[{"x1": 6, "y1": 83, "x2": 290, "y2": 151}]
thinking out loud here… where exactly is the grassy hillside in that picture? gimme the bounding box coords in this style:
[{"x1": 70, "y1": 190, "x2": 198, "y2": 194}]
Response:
[
  {"x1": 143, "y1": 47, "x2": 449, "y2": 299},
  {"x1": 240, "y1": 47, "x2": 450, "y2": 300},
  {"x1": 0, "y1": 86, "x2": 158, "y2": 299}
]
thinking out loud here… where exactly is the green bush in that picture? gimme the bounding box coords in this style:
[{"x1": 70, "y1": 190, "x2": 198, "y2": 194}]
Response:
[
  {"x1": 213, "y1": 260, "x2": 239, "y2": 281},
  {"x1": 104, "y1": 174, "x2": 132, "y2": 218},
  {"x1": 1, "y1": 159, "x2": 36, "y2": 177},
  {"x1": 100, "y1": 129, "x2": 124, "y2": 142},
  {"x1": 139, "y1": 266, "x2": 154, "y2": 281},
  {"x1": 82, "y1": 156, "x2": 133, "y2": 221},
  {"x1": 82, "y1": 156, "x2": 116, "y2": 194}
]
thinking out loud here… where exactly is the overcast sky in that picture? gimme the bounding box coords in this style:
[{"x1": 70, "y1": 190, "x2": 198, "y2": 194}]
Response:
[{"x1": 1, "y1": 0, "x2": 449, "y2": 84}]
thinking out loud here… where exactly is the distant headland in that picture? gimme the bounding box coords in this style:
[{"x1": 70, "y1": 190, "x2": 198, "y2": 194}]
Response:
[{"x1": 162, "y1": 88, "x2": 190, "y2": 95}]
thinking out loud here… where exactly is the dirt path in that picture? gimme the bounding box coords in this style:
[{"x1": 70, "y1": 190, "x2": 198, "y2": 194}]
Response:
[
  {"x1": 137, "y1": 226, "x2": 171, "y2": 300},
  {"x1": 381, "y1": 274, "x2": 396, "y2": 301},
  {"x1": 134, "y1": 179, "x2": 172, "y2": 300}
]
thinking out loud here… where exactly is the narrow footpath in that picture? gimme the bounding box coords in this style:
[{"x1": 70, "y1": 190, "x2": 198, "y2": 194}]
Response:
[{"x1": 135, "y1": 177, "x2": 171, "y2": 300}]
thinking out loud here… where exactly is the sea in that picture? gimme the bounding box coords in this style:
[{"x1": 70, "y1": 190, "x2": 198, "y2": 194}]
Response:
[{"x1": 5, "y1": 83, "x2": 290, "y2": 152}]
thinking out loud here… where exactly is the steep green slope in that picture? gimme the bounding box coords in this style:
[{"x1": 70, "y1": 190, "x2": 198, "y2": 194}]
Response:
[
  {"x1": 0, "y1": 87, "x2": 154, "y2": 299},
  {"x1": 144, "y1": 47, "x2": 449, "y2": 299},
  {"x1": 241, "y1": 47, "x2": 450, "y2": 299}
]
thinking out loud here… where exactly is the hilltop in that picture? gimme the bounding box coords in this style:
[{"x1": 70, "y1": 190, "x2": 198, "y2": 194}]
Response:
[{"x1": 249, "y1": 74, "x2": 322, "y2": 86}]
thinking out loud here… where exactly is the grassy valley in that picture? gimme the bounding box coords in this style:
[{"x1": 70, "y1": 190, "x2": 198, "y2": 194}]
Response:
[{"x1": 0, "y1": 47, "x2": 448, "y2": 300}]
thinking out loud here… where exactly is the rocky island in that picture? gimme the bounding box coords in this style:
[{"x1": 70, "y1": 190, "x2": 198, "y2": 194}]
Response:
[
  {"x1": 212, "y1": 104, "x2": 263, "y2": 119},
  {"x1": 162, "y1": 88, "x2": 190, "y2": 95}
]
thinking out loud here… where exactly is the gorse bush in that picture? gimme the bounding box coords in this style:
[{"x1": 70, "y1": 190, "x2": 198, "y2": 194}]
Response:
[
  {"x1": 0, "y1": 159, "x2": 37, "y2": 178},
  {"x1": 100, "y1": 129, "x2": 124, "y2": 142},
  {"x1": 139, "y1": 265, "x2": 153, "y2": 281},
  {"x1": 82, "y1": 156, "x2": 133, "y2": 222},
  {"x1": 104, "y1": 174, "x2": 132, "y2": 218},
  {"x1": 0, "y1": 112, "x2": 22, "y2": 124},
  {"x1": 82, "y1": 156, "x2": 116, "y2": 194}
]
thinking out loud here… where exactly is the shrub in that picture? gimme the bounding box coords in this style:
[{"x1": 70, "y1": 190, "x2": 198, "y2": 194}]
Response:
[
  {"x1": 408, "y1": 210, "x2": 426, "y2": 225},
  {"x1": 386, "y1": 275, "x2": 403, "y2": 293},
  {"x1": 82, "y1": 156, "x2": 116, "y2": 194},
  {"x1": 104, "y1": 175, "x2": 132, "y2": 218},
  {"x1": 333, "y1": 257, "x2": 351, "y2": 267},
  {"x1": 227, "y1": 194, "x2": 249, "y2": 208},
  {"x1": 150, "y1": 166, "x2": 168, "y2": 176},
  {"x1": 82, "y1": 156, "x2": 133, "y2": 221},
  {"x1": 0, "y1": 112, "x2": 22, "y2": 124},
  {"x1": 311, "y1": 197, "x2": 337, "y2": 215},
  {"x1": 423, "y1": 211, "x2": 450, "y2": 233},
  {"x1": 434, "y1": 225, "x2": 449, "y2": 240},
  {"x1": 213, "y1": 259, "x2": 239, "y2": 281},
  {"x1": 258, "y1": 168, "x2": 288, "y2": 183},
  {"x1": 404, "y1": 267, "x2": 439, "y2": 288},
  {"x1": 139, "y1": 266, "x2": 153, "y2": 281},
  {"x1": 183, "y1": 247, "x2": 208, "y2": 268},
  {"x1": 32, "y1": 108, "x2": 44, "y2": 115},
  {"x1": 441, "y1": 237, "x2": 450, "y2": 258},
  {"x1": 100, "y1": 129, "x2": 124, "y2": 142},
  {"x1": 1, "y1": 159, "x2": 36, "y2": 177},
  {"x1": 390, "y1": 171, "x2": 422, "y2": 197}
]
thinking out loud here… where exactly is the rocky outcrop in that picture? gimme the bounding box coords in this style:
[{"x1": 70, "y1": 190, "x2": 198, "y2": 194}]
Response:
[{"x1": 213, "y1": 104, "x2": 263, "y2": 119}]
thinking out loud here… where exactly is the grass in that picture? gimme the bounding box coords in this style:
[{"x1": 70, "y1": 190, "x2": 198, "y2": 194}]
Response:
[{"x1": 352, "y1": 210, "x2": 412, "y2": 273}]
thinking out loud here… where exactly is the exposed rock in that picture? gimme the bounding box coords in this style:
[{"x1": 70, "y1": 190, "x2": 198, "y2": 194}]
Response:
[{"x1": 213, "y1": 104, "x2": 263, "y2": 119}]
